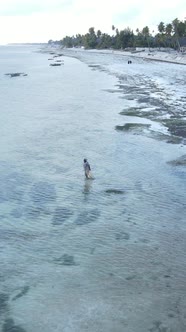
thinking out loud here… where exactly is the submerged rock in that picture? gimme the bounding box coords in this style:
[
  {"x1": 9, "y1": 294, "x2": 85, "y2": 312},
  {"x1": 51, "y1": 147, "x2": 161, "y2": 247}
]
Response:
[
  {"x1": 30, "y1": 182, "x2": 56, "y2": 206},
  {"x1": 149, "y1": 320, "x2": 171, "y2": 332},
  {"x1": 54, "y1": 254, "x2": 76, "y2": 266},
  {"x1": 0, "y1": 293, "x2": 9, "y2": 314},
  {"x1": 10, "y1": 208, "x2": 23, "y2": 218},
  {"x1": 52, "y1": 207, "x2": 73, "y2": 225},
  {"x1": 162, "y1": 119, "x2": 186, "y2": 138},
  {"x1": 24, "y1": 205, "x2": 42, "y2": 219},
  {"x1": 2, "y1": 318, "x2": 26, "y2": 332},
  {"x1": 138, "y1": 96, "x2": 165, "y2": 108},
  {"x1": 165, "y1": 136, "x2": 183, "y2": 144},
  {"x1": 12, "y1": 286, "x2": 29, "y2": 301},
  {"x1": 88, "y1": 64, "x2": 102, "y2": 69},
  {"x1": 167, "y1": 154, "x2": 186, "y2": 166},
  {"x1": 119, "y1": 107, "x2": 166, "y2": 120},
  {"x1": 75, "y1": 209, "x2": 100, "y2": 225},
  {"x1": 105, "y1": 189, "x2": 124, "y2": 194},
  {"x1": 5, "y1": 73, "x2": 28, "y2": 78},
  {"x1": 115, "y1": 232, "x2": 130, "y2": 240},
  {"x1": 115, "y1": 123, "x2": 151, "y2": 132},
  {"x1": 49, "y1": 63, "x2": 62, "y2": 66}
]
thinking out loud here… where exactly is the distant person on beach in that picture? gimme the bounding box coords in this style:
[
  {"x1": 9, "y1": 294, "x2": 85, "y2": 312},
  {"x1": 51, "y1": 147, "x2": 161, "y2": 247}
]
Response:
[{"x1": 83, "y1": 159, "x2": 91, "y2": 179}]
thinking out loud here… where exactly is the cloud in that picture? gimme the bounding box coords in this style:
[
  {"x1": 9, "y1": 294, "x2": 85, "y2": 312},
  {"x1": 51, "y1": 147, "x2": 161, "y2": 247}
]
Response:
[
  {"x1": 0, "y1": 0, "x2": 74, "y2": 16},
  {"x1": 0, "y1": 0, "x2": 185, "y2": 44}
]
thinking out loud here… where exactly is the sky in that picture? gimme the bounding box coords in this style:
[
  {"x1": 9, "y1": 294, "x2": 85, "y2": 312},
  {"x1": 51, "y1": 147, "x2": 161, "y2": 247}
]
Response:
[{"x1": 0, "y1": 0, "x2": 185, "y2": 44}]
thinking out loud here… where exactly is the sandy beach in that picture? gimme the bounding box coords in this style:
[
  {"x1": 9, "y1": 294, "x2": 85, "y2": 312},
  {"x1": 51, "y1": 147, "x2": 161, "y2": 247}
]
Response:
[
  {"x1": 82, "y1": 48, "x2": 186, "y2": 65},
  {"x1": 43, "y1": 45, "x2": 186, "y2": 65}
]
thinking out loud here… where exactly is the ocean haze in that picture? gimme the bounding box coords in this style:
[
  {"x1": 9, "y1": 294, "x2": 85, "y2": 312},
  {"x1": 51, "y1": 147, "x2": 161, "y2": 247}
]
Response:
[{"x1": 0, "y1": 45, "x2": 186, "y2": 332}]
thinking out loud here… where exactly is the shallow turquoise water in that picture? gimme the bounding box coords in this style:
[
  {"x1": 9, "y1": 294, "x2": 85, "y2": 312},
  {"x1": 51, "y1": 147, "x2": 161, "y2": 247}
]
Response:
[{"x1": 0, "y1": 45, "x2": 186, "y2": 332}]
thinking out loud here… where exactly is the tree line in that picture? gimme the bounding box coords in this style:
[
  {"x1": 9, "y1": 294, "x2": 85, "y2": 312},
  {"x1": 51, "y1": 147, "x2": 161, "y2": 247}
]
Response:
[{"x1": 48, "y1": 18, "x2": 186, "y2": 50}]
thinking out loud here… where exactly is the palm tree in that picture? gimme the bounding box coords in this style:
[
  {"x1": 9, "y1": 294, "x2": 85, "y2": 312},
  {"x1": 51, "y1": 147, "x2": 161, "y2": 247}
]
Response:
[
  {"x1": 158, "y1": 22, "x2": 165, "y2": 34},
  {"x1": 157, "y1": 22, "x2": 166, "y2": 48},
  {"x1": 97, "y1": 30, "x2": 102, "y2": 38},
  {"x1": 112, "y1": 25, "x2": 115, "y2": 31},
  {"x1": 142, "y1": 26, "x2": 150, "y2": 48},
  {"x1": 165, "y1": 23, "x2": 173, "y2": 36},
  {"x1": 165, "y1": 23, "x2": 173, "y2": 47},
  {"x1": 172, "y1": 18, "x2": 180, "y2": 50}
]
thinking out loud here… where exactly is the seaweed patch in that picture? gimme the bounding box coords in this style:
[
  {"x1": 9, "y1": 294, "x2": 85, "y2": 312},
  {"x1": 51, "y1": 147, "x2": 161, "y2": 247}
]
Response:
[
  {"x1": 52, "y1": 207, "x2": 73, "y2": 225},
  {"x1": 53, "y1": 254, "x2": 76, "y2": 266}
]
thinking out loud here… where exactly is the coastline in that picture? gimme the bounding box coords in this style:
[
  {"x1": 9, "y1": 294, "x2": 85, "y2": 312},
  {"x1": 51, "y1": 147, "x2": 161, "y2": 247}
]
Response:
[
  {"x1": 82, "y1": 48, "x2": 186, "y2": 65},
  {"x1": 43, "y1": 46, "x2": 186, "y2": 65},
  {"x1": 41, "y1": 45, "x2": 186, "y2": 144}
]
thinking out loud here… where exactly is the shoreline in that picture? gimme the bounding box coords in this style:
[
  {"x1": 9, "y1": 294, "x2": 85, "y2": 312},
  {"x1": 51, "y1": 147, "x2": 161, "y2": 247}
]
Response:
[
  {"x1": 82, "y1": 49, "x2": 186, "y2": 65},
  {"x1": 43, "y1": 46, "x2": 186, "y2": 65}
]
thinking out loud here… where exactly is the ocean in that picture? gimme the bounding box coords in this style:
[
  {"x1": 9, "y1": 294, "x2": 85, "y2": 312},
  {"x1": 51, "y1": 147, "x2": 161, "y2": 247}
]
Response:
[{"x1": 0, "y1": 45, "x2": 186, "y2": 332}]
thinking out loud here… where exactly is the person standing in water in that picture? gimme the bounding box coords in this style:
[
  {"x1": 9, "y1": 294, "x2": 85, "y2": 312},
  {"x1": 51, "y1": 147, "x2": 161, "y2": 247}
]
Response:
[{"x1": 83, "y1": 159, "x2": 91, "y2": 179}]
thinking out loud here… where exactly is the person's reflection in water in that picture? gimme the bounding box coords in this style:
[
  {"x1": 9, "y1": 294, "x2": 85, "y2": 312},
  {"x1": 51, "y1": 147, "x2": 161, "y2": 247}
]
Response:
[{"x1": 83, "y1": 179, "x2": 92, "y2": 199}]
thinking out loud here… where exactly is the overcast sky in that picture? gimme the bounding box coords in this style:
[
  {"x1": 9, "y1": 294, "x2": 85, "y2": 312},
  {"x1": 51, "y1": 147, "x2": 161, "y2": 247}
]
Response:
[{"x1": 0, "y1": 0, "x2": 185, "y2": 44}]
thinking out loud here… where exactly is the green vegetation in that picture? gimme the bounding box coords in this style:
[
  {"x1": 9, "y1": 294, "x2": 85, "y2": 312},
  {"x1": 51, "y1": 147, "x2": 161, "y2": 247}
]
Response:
[{"x1": 48, "y1": 18, "x2": 186, "y2": 50}]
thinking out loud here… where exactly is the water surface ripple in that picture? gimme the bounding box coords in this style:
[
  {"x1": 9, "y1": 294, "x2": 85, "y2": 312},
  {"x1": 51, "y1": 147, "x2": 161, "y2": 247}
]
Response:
[{"x1": 0, "y1": 46, "x2": 186, "y2": 332}]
